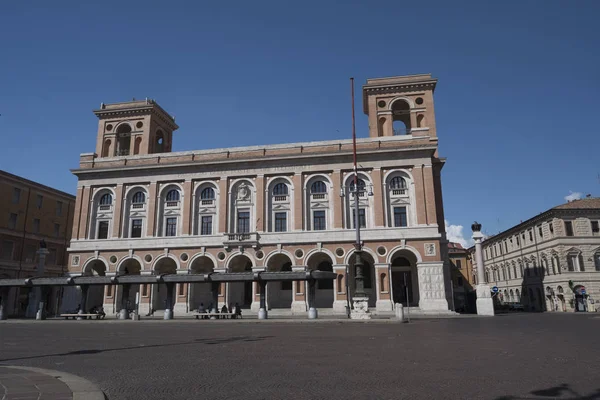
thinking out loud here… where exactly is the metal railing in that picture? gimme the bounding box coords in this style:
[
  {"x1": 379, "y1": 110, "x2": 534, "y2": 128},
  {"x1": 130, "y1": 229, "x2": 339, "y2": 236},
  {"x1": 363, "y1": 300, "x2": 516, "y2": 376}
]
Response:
[{"x1": 115, "y1": 149, "x2": 130, "y2": 156}]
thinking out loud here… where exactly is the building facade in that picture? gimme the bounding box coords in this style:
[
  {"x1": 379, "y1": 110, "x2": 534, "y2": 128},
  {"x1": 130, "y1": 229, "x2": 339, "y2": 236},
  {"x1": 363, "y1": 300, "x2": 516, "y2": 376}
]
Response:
[
  {"x1": 0, "y1": 170, "x2": 75, "y2": 316},
  {"x1": 66, "y1": 74, "x2": 454, "y2": 316},
  {"x1": 448, "y1": 242, "x2": 475, "y2": 313},
  {"x1": 471, "y1": 198, "x2": 600, "y2": 312}
]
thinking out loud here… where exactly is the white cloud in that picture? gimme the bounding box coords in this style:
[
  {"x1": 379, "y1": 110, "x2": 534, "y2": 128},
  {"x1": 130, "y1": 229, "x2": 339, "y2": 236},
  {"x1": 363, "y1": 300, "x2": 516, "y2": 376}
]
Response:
[
  {"x1": 565, "y1": 191, "x2": 582, "y2": 202},
  {"x1": 445, "y1": 220, "x2": 473, "y2": 248}
]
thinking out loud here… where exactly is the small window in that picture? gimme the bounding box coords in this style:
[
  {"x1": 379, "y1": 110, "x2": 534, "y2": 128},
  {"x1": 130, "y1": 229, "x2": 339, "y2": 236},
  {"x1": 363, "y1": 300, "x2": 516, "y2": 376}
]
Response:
[
  {"x1": 274, "y1": 212, "x2": 287, "y2": 232},
  {"x1": 106, "y1": 285, "x2": 113, "y2": 297},
  {"x1": 12, "y1": 188, "x2": 21, "y2": 204},
  {"x1": 131, "y1": 219, "x2": 143, "y2": 238},
  {"x1": 142, "y1": 284, "x2": 148, "y2": 297},
  {"x1": 393, "y1": 206, "x2": 408, "y2": 227},
  {"x1": 310, "y1": 181, "x2": 327, "y2": 194},
  {"x1": 352, "y1": 208, "x2": 366, "y2": 229},
  {"x1": 99, "y1": 193, "x2": 112, "y2": 205},
  {"x1": 528, "y1": 230, "x2": 533, "y2": 242},
  {"x1": 504, "y1": 241, "x2": 508, "y2": 252},
  {"x1": 33, "y1": 218, "x2": 40, "y2": 233},
  {"x1": 165, "y1": 217, "x2": 177, "y2": 237},
  {"x1": 8, "y1": 213, "x2": 17, "y2": 230},
  {"x1": 272, "y1": 183, "x2": 289, "y2": 196},
  {"x1": 313, "y1": 210, "x2": 326, "y2": 231},
  {"x1": 457, "y1": 277, "x2": 463, "y2": 287},
  {"x1": 591, "y1": 221, "x2": 599, "y2": 233},
  {"x1": 237, "y1": 211, "x2": 250, "y2": 233},
  {"x1": 1, "y1": 240, "x2": 14, "y2": 260},
  {"x1": 200, "y1": 216, "x2": 213, "y2": 235},
  {"x1": 97, "y1": 221, "x2": 109, "y2": 239},
  {"x1": 54, "y1": 223, "x2": 60, "y2": 238},
  {"x1": 548, "y1": 221, "x2": 554, "y2": 234},
  {"x1": 166, "y1": 190, "x2": 180, "y2": 202},
  {"x1": 565, "y1": 221, "x2": 574, "y2": 237},
  {"x1": 538, "y1": 226, "x2": 543, "y2": 238},
  {"x1": 132, "y1": 191, "x2": 145, "y2": 204},
  {"x1": 456, "y1": 259, "x2": 462, "y2": 269},
  {"x1": 56, "y1": 201, "x2": 63, "y2": 216},
  {"x1": 200, "y1": 187, "x2": 215, "y2": 200},
  {"x1": 36, "y1": 194, "x2": 43, "y2": 209},
  {"x1": 47, "y1": 248, "x2": 57, "y2": 265},
  {"x1": 25, "y1": 245, "x2": 36, "y2": 263},
  {"x1": 516, "y1": 236, "x2": 520, "y2": 246}
]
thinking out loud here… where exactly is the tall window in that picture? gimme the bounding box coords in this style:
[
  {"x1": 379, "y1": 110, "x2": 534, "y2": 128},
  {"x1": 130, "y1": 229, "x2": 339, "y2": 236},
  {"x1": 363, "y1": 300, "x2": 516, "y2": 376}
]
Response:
[
  {"x1": 352, "y1": 208, "x2": 366, "y2": 229},
  {"x1": 528, "y1": 230, "x2": 533, "y2": 242},
  {"x1": 165, "y1": 217, "x2": 177, "y2": 237},
  {"x1": 12, "y1": 188, "x2": 21, "y2": 204},
  {"x1": 8, "y1": 213, "x2": 17, "y2": 230},
  {"x1": 56, "y1": 201, "x2": 63, "y2": 216},
  {"x1": 98, "y1": 221, "x2": 109, "y2": 239},
  {"x1": 33, "y1": 218, "x2": 40, "y2": 233},
  {"x1": 132, "y1": 191, "x2": 145, "y2": 204},
  {"x1": 200, "y1": 216, "x2": 213, "y2": 235},
  {"x1": 591, "y1": 221, "x2": 599, "y2": 234},
  {"x1": 349, "y1": 179, "x2": 366, "y2": 197},
  {"x1": 389, "y1": 176, "x2": 407, "y2": 194},
  {"x1": 548, "y1": 221, "x2": 554, "y2": 234},
  {"x1": 36, "y1": 194, "x2": 43, "y2": 209},
  {"x1": 456, "y1": 259, "x2": 462, "y2": 269},
  {"x1": 565, "y1": 221, "x2": 574, "y2": 236},
  {"x1": 274, "y1": 212, "x2": 287, "y2": 232},
  {"x1": 237, "y1": 211, "x2": 250, "y2": 233},
  {"x1": 1, "y1": 241, "x2": 14, "y2": 260},
  {"x1": 313, "y1": 210, "x2": 326, "y2": 231},
  {"x1": 54, "y1": 223, "x2": 60, "y2": 237},
  {"x1": 131, "y1": 219, "x2": 143, "y2": 238},
  {"x1": 393, "y1": 206, "x2": 408, "y2": 227}
]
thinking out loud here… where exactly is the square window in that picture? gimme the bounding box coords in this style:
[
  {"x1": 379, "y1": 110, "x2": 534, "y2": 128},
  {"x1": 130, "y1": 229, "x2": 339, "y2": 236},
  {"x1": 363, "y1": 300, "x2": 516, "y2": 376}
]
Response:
[
  {"x1": 352, "y1": 208, "x2": 366, "y2": 229},
  {"x1": 54, "y1": 223, "x2": 60, "y2": 238},
  {"x1": 98, "y1": 221, "x2": 109, "y2": 239},
  {"x1": 1, "y1": 240, "x2": 14, "y2": 260},
  {"x1": 393, "y1": 206, "x2": 408, "y2": 227},
  {"x1": 591, "y1": 221, "x2": 599, "y2": 233},
  {"x1": 36, "y1": 194, "x2": 43, "y2": 209},
  {"x1": 8, "y1": 213, "x2": 17, "y2": 230},
  {"x1": 56, "y1": 201, "x2": 63, "y2": 216},
  {"x1": 166, "y1": 218, "x2": 177, "y2": 237},
  {"x1": 33, "y1": 218, "x2": 40, "y2": 233},
  {"x1": 274, "y1": 212, "x2": 287, "y2": 232},
  {"x1": 200, "y1": 216, "x2": 213, "y2": 235},
  {"x1": 565, "y1": 221, "x2": 574, "y2": 237},
  {"x1": 131, "y1": 219, "x2": 143, "y2": 238},
  {"x1": 313, "y1": 210, "x2": 326, "y2": 230},
  {"x1": 12, "y1": 188, "x2": 21, "y2": 204},
  {"x1": 237, "y1": 211, "x2": 250, "y2": 233}
]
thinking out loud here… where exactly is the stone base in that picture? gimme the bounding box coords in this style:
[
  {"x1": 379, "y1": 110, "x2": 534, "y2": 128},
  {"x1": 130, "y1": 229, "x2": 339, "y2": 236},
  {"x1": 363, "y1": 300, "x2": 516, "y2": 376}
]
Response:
[
  {"x1": 394, "y1": 303, "x2": 404, "y2": 321},
  {"x1": 163, "y1": 309, "x2": 173, "y2": 320},
  {"x1": 350, "y1": 296, "x2": 371, "y2": 320},
  {"x1": 258, "y1": 308, "x2": 268, "y2": 319},
  {"x1": 118, "y1": 309, "x2": 129, "y2": 320},
  {"x1": 291, "y1": 301, "x2": 306, "y2": 314},
  {"x1": 476, "y1": 284, "x2": 495, "y2": 316},
  {"x1": 308, "y1": 307, "x2": 318, "y2": 319},
  {"x1": 376, "y1": 300, "x2": 393, "y2": 312},
  {"x1": 251, "y1": 301, "x2": 260, "y2": 312},
  {"x1": 174, "y1": 303, "x2": 187, "y2": 316},
  {"x1": 333, "y1": 300, "x2": 349, "y2": 315},
  {"x1": 419, "y1": 298, "x2": 450, "y2": 311}
]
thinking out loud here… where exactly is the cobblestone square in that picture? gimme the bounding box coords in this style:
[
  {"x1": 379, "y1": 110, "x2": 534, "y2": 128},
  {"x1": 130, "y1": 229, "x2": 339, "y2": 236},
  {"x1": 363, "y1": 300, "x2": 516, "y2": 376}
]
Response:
[{"x1": 0, "y1": 314, "x2": 598, "y2": 400}]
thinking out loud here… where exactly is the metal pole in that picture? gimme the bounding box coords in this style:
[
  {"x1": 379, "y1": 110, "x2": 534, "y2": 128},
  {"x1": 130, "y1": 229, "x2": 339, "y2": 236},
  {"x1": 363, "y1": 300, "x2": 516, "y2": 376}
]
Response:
[
  {"x1": 404, "y1": 272, "x2": 410, "y2": 323},
  {"x1": 350, "y1": 77, "x2": 365, "y2": 298}
]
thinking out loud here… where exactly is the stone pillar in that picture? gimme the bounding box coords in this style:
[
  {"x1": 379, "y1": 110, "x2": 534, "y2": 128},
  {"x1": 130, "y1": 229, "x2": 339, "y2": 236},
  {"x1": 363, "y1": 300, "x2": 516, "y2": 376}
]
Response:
[
  {"x1": 0, "y1": 288, "x2": 8, "y2": 320},
  {"x1": 258, "y1": 281, "x2": 267, "y2": 319},
  {"x1": 375, "y1": 263, "x2": 393, "y2": 312},
  {"x1": 291, "y1": 266, "x2": 306, "y2": 314},
  {"x1": 111, "y1": 184, "x2": 123, "y2": 238},
  {"x1": 32, "y1": 248, "x2": 49, "y2": 319},
  {"x1": 417, "y1": 262, "x2": 449, "y2": 311},
  {"x1": 251, "y1": 267, "x2": 264, "y2": 312},
  {"x1": 164, "y1": 282, "x2": 175, "y2": 320},
  {"x1": 333, "y1": 265, "x2": 348, "y2": 314},
  {"x1": 307, "y1": 279, "x2": 317, "y2": 319},
  {"x1": 146, "y1": 182, "x2": 158, "y2": 236},
  {"x1": 77, "y1": 285, "x2": 89, "y2": 320},
  {"x1": 332, "y1": 170, "x2": 343, "y2": 229},
  {"x1": 473, "y1": 226, "x2": 494, "y2": 316},
  {"x1": 181, "y1": 180, "x2": 193, "y2": 235}
]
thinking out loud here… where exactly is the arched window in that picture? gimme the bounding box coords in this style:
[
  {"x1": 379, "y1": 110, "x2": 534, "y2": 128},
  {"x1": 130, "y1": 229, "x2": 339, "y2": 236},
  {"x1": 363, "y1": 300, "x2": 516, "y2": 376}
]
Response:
[
  {"x1": 132, "y1": 191, "x2": 145, "y2": 204},
  {"x1": 102, "y1": 139, "x2": 111, "y2": 157},
  {"x1": 115, "y1": 124, "x2": 132, "y2": 156},
  {"x1": 200, "y1": 187, "x2": 215, "y2": 200},
  {"x1": 391, "y1": 100, "x2": 411, "y2": 135},
  {"x1": 272, "y1": 183, "x2": 288, "y2": 196},
  {"x1": 417, "y1": 114, "x2": 425, "y2": 128},
  {"x1": 100, "y1": 193, "x2": 112, "y2": 205},
  {"x1": 389, "y1": 176, "x2": 407, "y2": 191},
  {"x1": 349, "y1": 178, "x2": 366, "y2": 196},
  {"x1": 166, "y1": 190, "x2": 180, "y2": 202},
  {"x1": 134, "y1": 137, "x2": 142, "y2": 155},
  {"x1": 311, "y1": 181, "x2": 327, "y2": 194}
]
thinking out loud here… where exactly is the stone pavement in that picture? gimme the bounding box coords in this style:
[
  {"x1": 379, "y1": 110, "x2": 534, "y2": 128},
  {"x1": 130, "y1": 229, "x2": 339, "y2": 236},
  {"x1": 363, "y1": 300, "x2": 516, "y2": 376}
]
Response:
[{"x1": 0, "y1": 366, "x2": 104, "y2": 400}]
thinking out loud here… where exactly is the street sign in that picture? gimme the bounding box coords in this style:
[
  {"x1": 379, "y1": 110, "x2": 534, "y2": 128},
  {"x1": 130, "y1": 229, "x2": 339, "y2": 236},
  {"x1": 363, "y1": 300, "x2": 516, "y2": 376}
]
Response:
[
  {"x1": 492, "y1": 286, "x2": 499, "y2": 293},
  {"x1": 581, "y1": 289, "x2": 586, "y2": 295}
]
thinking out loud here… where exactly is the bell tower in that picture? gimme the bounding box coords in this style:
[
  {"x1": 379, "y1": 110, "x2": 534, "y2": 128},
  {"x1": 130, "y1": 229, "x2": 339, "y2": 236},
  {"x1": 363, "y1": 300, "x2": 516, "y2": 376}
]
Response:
[
  {"x1": 93, "y1": 99, "x2": 179, "y2": 158},
  {"x1": 362, "y1": 74, "x2": 438, "y2": 139}
]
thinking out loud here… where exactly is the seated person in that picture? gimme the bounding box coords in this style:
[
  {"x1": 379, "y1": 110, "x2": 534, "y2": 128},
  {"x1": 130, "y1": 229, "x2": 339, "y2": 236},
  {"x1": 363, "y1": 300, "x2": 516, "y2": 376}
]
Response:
[{"x1": 221, "y1": 304, "x2": 228, "y2": 318}]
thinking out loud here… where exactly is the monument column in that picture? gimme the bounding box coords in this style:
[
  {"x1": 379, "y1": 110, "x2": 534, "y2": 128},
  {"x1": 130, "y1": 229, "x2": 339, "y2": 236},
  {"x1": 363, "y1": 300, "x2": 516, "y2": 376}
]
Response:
[{"x1": 473, "y1": 222, "x2": 494, "y2": 316}]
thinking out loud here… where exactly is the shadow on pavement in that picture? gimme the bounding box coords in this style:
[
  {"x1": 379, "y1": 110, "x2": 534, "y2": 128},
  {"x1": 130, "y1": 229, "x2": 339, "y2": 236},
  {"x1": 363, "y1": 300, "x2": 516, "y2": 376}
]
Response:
[
  {"x1": 0, "y1": 335, "x2": 273, "y2": 362},
  {"x1": 495, "y1": 383, "x2": 600, "y2": 399}
]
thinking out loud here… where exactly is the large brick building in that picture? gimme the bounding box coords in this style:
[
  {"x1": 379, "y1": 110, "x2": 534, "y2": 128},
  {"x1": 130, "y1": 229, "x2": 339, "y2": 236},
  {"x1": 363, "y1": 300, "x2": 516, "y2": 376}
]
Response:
[
  {"x1": 65, "y1": 74, "x2": 454, "y2": 317},
  {"x1": 0, "y1": 170, "x2": 75, "y2": 316}
]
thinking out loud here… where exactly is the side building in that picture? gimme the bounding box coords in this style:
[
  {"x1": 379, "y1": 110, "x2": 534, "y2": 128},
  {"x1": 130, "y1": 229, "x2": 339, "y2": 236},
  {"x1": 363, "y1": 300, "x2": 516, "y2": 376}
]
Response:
[
  {"x1": 66, "y1": 74, "x2": 455, "y2": 317},
  {"x1": 448, "y1": 242, "x2": 476, "y2": 313},
  {"x1": 470, "y1": 198, "x2": 600, "y2": 312},
  {"x1": 0, "y1": 170, "x2": 75, "y2": 316}
]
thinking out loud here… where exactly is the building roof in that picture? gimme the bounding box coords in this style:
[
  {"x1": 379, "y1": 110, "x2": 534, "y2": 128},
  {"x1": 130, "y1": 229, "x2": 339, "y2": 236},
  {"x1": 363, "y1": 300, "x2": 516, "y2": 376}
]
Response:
[
  {"x1": 0, "y1": 170, "x2": 75, "y2": 200},
  {"x1": 448, "y1": 242, "x2": 465, "y2": 250},
  {"x1": 552, "y1": 197, "x2": 600, "y2": 210}
]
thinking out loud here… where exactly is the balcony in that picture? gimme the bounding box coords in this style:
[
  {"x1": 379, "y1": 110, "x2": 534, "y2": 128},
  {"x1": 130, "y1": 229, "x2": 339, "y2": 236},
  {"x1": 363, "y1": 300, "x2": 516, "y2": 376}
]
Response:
[
  {"x1": 311, "y1": 193, "x2": 326, "y2": 200},
  {"x1": 391, "y1": 189, "x2": 407, "y2": 196},
  {"x1": 99, "y1": 205, "x2": 111, "y2": 211},
  {"x1": 132, "y1": 203, "x2": 145, "y2": 209},
  {"x1": 201, "y1": 199, "x2": 214, "y2": 205},
  {"x1": 273, "y1": 195, "x2": 288, "y2": 202},
  {"x1": 166, "y1": 201, "x2": 179, "y2": 208},
  {"x1": 223, "y1": 232, "x2": 260, "y2": 250}
]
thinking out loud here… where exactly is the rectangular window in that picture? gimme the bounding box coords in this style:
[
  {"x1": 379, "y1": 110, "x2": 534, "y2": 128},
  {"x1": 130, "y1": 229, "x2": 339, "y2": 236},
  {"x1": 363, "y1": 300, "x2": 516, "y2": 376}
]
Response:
[
  {"x1": 106, "y1": 285, "x2": 113, "y2": 297},
  {"x1": 98, "y1": 221, "x2": 109, "y2": 239},
  {"x1": 8, "y1": 213, "x2": 17, "y2": 230},
  {"x1": 528, "y1": 230, "x2": 533, "y2": 242},
  {"x1": 504, "y1": 241, "x2": 508, "y2": 252},
  {"x1": 237, "y1": 211, "x2": 250, "y2": 233},
  {"x1": 393, "y1": 206, "x2": 408, "y2": 227},
  {"x1": 25, "y1": 245, "x2": 36, "y2": 263},
  {"x1": 33, "y1": 218, "x2": 40, "y2": 233},
  {"x1": 456, "y1": 259, "x2": 462, "y2": 269},
  {"x1": 548, "y1": 221, "x2": 554, "y2": 234},
  {"x1": 36, "y1": 194, "x2": 43, "y2": 209},
  {"x1": 313, "y1": 210, "x2": 326, "y2": 231},
  {"x1": 56, "y1": 201, "x2": 63, "y2": 216},
  {"x1": 12, "y1": 187, "x2": 21, "y2": 204},
  {"x1": 516, "y1": 236, "x2": 520, "y2": 246},
  {"x1": 200, "y1": 216, "x2": 213, "y2": 235},
  {"x1": 142, "y1": 284, "x2": 148, "y2": 297},
  {"x1": 54, "y1": 223, "x2": 60, "y2": 238},
  {"x1": 1, "y1": 240, "x2": 14, "y2": 260},
  {"x1": 166, "y1": 217, "x2": 177, "y2": 237},
  {"x1": 538, "y1": 226, "x2": 543, "y2": 238},
  {"x1": 591, "y1": 221, "x2": 599, "y2": 233},
  {"x1": 565, "y1": 221, "x2": 574, "y2": 237},
  {"x1": 457, "y1": 277, "x2": 463, "y2": 287},
  {"x1": 352, "y1": 208, "x2": 366, "y2": 229},
  {"x1": 47, "y1": 248, "x2": 57, "y2": 265},
  {"x1": 178, "y1": 284, "x2": 184, "y2": 296},
  {"x1": 131, "y1": 219, "x2": 142, "y2": 238},
  {"x1": 274, "y1": 212, "x2": 287, "y2": 232}
]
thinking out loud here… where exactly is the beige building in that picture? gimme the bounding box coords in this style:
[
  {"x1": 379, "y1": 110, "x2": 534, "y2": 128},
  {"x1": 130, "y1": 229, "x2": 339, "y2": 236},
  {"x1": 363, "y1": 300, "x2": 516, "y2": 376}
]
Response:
[
  {"x1": 448, "y1": 242, "x2": 475, "y2": 313},
  {"x1": 65, "y1": 74, "x2": 454, "y2": 316},
  {"x1": 471, "y1": 198, "x2": 600, "y2": 312},
  {"x1": 0, "y1": 170, "x2": 75, "y2": 316}
]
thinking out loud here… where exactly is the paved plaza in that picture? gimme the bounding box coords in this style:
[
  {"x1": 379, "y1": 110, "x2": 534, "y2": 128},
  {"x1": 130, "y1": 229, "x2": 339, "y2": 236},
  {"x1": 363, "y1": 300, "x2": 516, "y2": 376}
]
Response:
[{"x1": 0, "y1": 314, "x2": 599, "y2": 400}]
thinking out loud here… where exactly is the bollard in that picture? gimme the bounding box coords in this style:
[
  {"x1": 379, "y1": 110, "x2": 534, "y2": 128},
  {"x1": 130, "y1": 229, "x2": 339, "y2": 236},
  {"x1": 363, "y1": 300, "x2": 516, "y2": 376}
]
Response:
[
  {"x1": 308, "y1": 307, "x2": 318, "y2": 319},
  {"x1": 395, "y1": 303, "x2": 405, "y2": 322},
  {"x1": 258, "y1": 308, "x2": 268, "y2": 320}
]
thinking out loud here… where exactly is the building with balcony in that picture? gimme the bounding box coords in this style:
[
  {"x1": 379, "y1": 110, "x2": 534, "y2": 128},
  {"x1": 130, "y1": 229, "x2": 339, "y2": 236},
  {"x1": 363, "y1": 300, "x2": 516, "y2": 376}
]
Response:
[
  {"x1": 0, "y1": 170, "x2": 75, "y2": 316},
  {"x1": 66, "y1": 74, "x2": 453, "y2": 316},
  {"x1": 470, "y1": 197, "x2": 600, "y2": 312}
]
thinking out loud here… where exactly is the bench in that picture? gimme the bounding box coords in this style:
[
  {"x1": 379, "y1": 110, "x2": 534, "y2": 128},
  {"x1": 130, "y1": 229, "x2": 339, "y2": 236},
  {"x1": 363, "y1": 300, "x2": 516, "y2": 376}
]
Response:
[
  {"x1": 194, "y1": 312, "x2": 238, "y2": 320},
  {"x1": 60, "y1": 313, "x2": 104, "y2": 320}
]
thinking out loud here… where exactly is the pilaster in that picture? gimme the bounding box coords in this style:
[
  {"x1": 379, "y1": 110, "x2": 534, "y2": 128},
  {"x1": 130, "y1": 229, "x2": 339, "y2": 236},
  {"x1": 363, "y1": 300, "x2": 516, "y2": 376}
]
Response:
[
  {"x1": 255, "y1": 175, "x2": 265, "y2": 232},
  {"x1": 112, "y1": 184, "x2": 124, "y2": 238},
  {"x1": 372, "y1": 168, "x2": 385, "y2": 227},
  {"x1": 146, "y1": 182, "x2": 158, "y2": 236},
  {"x1": 375, "y1": 263, "x2": 393, "y2": 311},
  {"x1": 333, "y1": 264, "x2": 348, "y2": 313},
  {"x1": 218, "y1": 179, "x2": 228, "y2": 233},
  {"x1": 181, "y1": 180, "x2": 193, "y2": 235},
  {"x1": 332, "y1": 170, "x2": 343, "y2": 229},
  {"x1": 293, "y1": 173, "x2": 303, "y2": 230},
  {"x1": 291, "y1": 266, "x2": 306, "y2": 313}
]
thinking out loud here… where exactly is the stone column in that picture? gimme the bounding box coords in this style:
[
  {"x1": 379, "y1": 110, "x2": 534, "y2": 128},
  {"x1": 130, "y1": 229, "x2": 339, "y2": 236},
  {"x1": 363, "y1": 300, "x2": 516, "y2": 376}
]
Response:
[
  {"x1": 164, "y1": 282, "x2": 175, "y2": 320},
  {"x1": 473, "y1": 224, "x2": 494, "y2": 316},
  {"x1": 258, "y1": 281, "x2": 267, "y2": 319},
  {"x1": 375, "y1": 263, "x2": 393, "y2": 312},
  {"x1": 332, "y1": 265, "x2": 348, "y2": 314},
  {"x1": 416, "y1": 262, "x2": 449, "y2": 311},
  {"x1": 0, "y1": 288, "x2": 8, "y2": 320},
  {"x1": 291, "y1": 266, "x2": 306, "y2": 314},
  {"x1": 307, "y1": 279, "x2": 317, "y2": 319},
  {"x1": 251, "y1": 267, "x2": 264, "y2": 312}
]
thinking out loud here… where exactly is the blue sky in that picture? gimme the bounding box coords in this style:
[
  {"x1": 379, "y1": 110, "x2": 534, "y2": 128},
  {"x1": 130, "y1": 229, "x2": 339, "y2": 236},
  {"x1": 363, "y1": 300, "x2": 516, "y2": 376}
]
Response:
[{"x1": 1, "y1": 1, "x2": 599, "y2": 245}]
